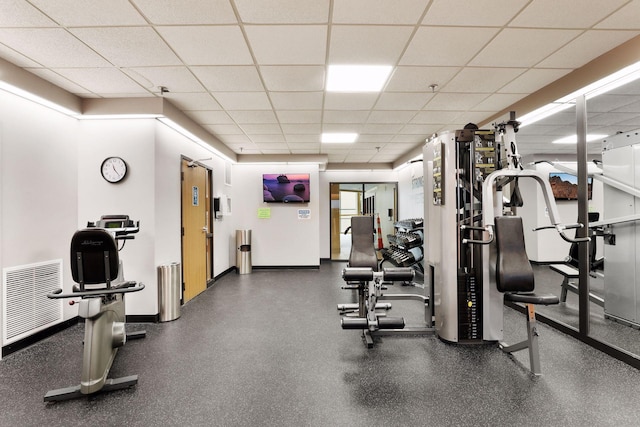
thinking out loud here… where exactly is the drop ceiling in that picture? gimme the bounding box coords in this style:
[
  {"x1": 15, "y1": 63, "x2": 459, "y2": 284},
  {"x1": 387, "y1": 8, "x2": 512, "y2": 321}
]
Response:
[{"x1": 1, "y1": 0, "x2": 640, "y2": 167}]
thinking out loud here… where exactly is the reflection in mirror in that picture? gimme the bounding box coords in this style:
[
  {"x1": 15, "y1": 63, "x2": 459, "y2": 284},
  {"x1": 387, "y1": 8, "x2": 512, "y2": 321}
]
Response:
[{"x1": 516, "y1": 77, "x2": 640, "y2": 359}]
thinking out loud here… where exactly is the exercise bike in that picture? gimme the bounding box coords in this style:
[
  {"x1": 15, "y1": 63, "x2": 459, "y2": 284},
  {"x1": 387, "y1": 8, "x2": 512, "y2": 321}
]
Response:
[{"x1": 44, "y1": 215, "x2": 145, "y2": 402}]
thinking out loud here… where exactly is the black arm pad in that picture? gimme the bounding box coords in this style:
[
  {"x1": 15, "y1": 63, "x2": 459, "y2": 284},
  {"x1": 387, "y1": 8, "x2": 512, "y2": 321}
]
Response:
[
  {"x1": 342, "y1": 267, "x2": 374, "y2": 281},
  {"x1": 382, "y1": 267, "x2": 414, "y2": 282}
]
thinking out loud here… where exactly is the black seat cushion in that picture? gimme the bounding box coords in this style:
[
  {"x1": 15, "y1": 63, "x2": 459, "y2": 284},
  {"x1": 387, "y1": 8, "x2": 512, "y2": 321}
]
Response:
[
  {"x1": 495, "y1": 216, "x2": 534, "y2": 293},
  {"x1": 504, "y1": 292, "x2": 559, "y2": 305}
]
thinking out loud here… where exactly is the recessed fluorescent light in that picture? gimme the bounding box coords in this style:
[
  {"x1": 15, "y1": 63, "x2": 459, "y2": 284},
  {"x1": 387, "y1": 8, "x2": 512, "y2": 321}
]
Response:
[
  {"x1": 326, "y1": 65, "x2": 393, "y2": 92},
  {"x1": 552, "y1": 134, "x2": 608, "y2": 144},
  {"x1": 321, "y1": 132, "x2": 358, "y2": 143}
]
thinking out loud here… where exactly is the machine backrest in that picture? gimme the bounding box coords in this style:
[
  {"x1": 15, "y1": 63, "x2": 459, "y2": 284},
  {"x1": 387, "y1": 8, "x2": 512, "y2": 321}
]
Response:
[
  {"x1": 349, "y1": 216, "x2": 378, "y2": 271},
  {"x1": 567, "y1": 212, "x2": 599, "y2": 269},
  {"x1": 495, "y1": 216, "x2": 534, "y2": 293},
  {"x1": 70, "y1": 228, "x2": 120, "y2": 285}
]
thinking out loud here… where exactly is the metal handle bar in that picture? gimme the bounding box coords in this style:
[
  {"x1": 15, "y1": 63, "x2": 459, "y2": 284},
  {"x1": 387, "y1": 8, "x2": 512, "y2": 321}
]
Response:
[
  {"x1": 533, "y1": 223, "x2": 590, "y2": 243},
  {"x1": 47, "y1": 283, "x2": 145, "y2": 299}
]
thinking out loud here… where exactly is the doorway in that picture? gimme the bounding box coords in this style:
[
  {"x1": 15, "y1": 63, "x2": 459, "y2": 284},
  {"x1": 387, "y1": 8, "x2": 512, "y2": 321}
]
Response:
[
  {"x1": 181, "y1": 158, "x2": 214, "y2": 303},
  {"x1": 330, "y1": 182, "x2": 398, "y2": 261}
]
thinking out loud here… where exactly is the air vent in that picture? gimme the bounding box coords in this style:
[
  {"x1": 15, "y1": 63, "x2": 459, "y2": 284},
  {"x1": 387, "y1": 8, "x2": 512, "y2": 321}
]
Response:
[{"x1": 3, "y1": 260, "x2": 63, "y2": 345}]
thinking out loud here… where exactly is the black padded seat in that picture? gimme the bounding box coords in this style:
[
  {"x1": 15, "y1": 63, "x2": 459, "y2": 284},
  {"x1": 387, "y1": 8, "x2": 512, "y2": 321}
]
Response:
[{"x1": 504, "y1": 292, "x2": 559, "y2": 305}]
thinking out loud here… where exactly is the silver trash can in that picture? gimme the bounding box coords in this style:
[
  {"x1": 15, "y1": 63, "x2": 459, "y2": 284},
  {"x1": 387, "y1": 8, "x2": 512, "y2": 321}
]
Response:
[
  {"x1": 236, "y1": 229, "x2": 252, "y2": 274},
  {"x1": 158, "y1": 262, "x2": 181, "y2": 322}
]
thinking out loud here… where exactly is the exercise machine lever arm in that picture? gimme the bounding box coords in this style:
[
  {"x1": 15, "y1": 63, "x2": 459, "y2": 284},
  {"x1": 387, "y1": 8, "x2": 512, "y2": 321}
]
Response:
[{"x1": 532, "y1": 223, "x2": 590, "y2": 243}]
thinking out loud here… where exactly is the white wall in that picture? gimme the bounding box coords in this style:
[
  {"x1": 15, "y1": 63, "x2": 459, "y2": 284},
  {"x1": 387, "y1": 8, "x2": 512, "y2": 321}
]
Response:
[
  {"x1": 78, "y1": 119, "x2": 157, "y2": 315},
  {"x1": 233, "y1": 164, "x2": 320, "y2": 266},
  {"x1": 0, "y1": 91, "x2": 79, "y2": 325}
]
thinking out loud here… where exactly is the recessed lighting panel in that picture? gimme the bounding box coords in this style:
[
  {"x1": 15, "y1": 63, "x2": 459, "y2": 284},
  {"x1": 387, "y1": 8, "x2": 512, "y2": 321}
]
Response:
[
  {"x1": 321, "y1": 132, "x2": 358, "y2": 143},
  {"x1": 326, "y1": 65, "x2": 393, "y2": 92}
]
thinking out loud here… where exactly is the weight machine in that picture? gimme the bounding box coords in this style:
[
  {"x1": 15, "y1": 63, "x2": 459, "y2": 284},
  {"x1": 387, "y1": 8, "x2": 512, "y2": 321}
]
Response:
[
  {"x1": 44, "y1": 215, "x2": 145, "y2": 401},
  {"x1": 338, "y1": 216, "x2": 432, "y2": 348},
  {"x1": 424, "y1": 114, "x2": 586, "y2": 374}
]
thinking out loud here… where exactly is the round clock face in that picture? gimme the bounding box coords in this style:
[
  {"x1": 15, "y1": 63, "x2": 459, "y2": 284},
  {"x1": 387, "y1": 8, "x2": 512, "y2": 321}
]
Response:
[{"x1": 101, "y1": 157, "x2": 128, "y2": 183}]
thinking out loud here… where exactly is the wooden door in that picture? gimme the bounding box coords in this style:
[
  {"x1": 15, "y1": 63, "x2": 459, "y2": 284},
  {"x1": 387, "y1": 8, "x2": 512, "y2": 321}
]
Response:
[{"x1": 182, "y1": 159, "x2": 208, "y2": 302}]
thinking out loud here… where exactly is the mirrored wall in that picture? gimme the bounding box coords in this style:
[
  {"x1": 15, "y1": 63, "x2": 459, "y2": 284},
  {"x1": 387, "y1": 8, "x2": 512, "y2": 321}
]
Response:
[{"x1": 517, "y1": 76, "x2": 640, "y2": 364}]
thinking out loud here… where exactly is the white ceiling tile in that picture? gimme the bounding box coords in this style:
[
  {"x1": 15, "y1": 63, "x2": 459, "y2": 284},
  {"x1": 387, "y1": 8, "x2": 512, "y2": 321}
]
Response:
[
  {"x1": 276, "y1": 110, "x2": 322, "y2": 123},
  {"x1": 125, "y1": 66, "x2": 204, "y2": 92},
  {"x1": 281, "y1": 123, "x2": 322, "y2": 134},
  {"x1": 498, "y1": 69, "x2": 572, "y2": 94},
  {"x1": 411, "y1": 110, "x2": 462, "y2": 124},
  {"x1": 596, "y1": 1, "x2": 640, "y2": 29},
  {"x1": 29, "y1": 0, "x2": 146, "y2": 26},
  {"x1": 0, "y1": 45, "x2": 42, "y2": 68},
  {"x1": 510, "y1": 0, "x2": 628, "y2": 28},
  {"x1": 235, "y1": 0, "x2": 330, "y2": 23},
  {"x1": 132, "y1": 0, "x2": 237, "y2": 24},
  {"x1": 401, "y1": 27, "x2": 500, "y2": 66},
  {"x1": 157, "y1": 26, "x2": 253, "y2": 65},
  {"x1": 187, "y1": 111, "x2": 234, "y2": 124},
  {"x1": 259, "y1": 66, "x2": 325, "y2": 91},
  {"x1": 362, "y1": 123, "x2": 404, "y2": 134},
  {"x1": 385, "y1": 66, "x2": 460, "y2": 91},
  {"x1": 329, "y1": 25, "x2": 414, "y2": 64},
  {"x1": 380, "y1": 142, "x2": 417, "y2": 152},
  {"x1": 165, "y1": 93, "x2": 222, "y2": 110},
  {"x1": 470, "y1": 29, "x2": 582, "y2": 67},
  {"x1": 324, "y1": 93, "x2": 378, "y2": 110},
  {"x1": 213, "y1": 92, "x2": 272, "y2": 110},
  {"x1": 228, "y1": 110, "x2": 278, "y2": 124},
  {"x1": 323, "y1": 110, "x2": 370, "y2": 123},
  {"x1": 422, "y1": 0, "x2": 528, "y2": 26},
  {"x1": 248, "y1": 135, "x2": 286, "y2": 144},
  {"x1": 191, "y1": 66, "x2": 264, "y2": 91},
  {"x1": 367, "y1": 110, "x2": 416, "y2": 124},
  {"x1": 285, "y1": 134, "x2": 320, "y2": 143},
  {"x1": 287, "y1": 142, "x2": 320, "y2": 149},
  {"x1": 240, "y1": 124, "x2": 282, "y2": 134},
  {"x1": 538, "y1": 30, "x2": 639, "y2": 68},
  {"x1": 244, "y1": 25, "x2": 327, "y2": 65},
  {"x1": 70, "y1": 27, "x2": 181, "y2": 67},
  {"x1": 375, "y1": 92, "x2": 433, "y2": 110},
  {"x1": 443, "y1": 67, "x2": 526, "y2": 93},
  {"x1": 425, "y1": 93, "x2": 489, "y2": 110},
  {"x1": 269, "y1": 92, "x2": 323, "y2": 109},
  {"x1": 400, "y1": 123, "x2": 441, "y2": 135},
  {"x1": 0, "y1": 0, "x2": 57, "y2": 27},
  {"x1": 0, "y1": 28, "x2": 111, "y2": 67},
  {"x1": 26, "y1": 68, "x2": 93, "y2": 94},
  {"x1": 391, "y1": 134, "x2": 425, "y2": 143},
  {"x1": 204, "y1": 124, "x2": 245, "y2": 135},
  {"x1": 219, "y1": 134, "x2": 252, "y2": 144},
  {"x1": 52, "y1": 67, "x2": 148, "y2": 94},
  {"x1": 333, "y1": 0, "x2": 429, "y2": 24}
]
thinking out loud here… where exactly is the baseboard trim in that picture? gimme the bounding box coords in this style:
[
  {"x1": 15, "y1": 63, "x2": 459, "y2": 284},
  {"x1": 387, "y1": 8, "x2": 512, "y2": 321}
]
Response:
[{"x1": 2, "y1": 317, "x2": 79, "y2": 358}]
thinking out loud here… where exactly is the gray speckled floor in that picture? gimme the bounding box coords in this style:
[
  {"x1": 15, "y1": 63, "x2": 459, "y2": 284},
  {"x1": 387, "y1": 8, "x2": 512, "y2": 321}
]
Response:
[{"x1": 2, "y1": 261, "x2": 640, "y2": 426}]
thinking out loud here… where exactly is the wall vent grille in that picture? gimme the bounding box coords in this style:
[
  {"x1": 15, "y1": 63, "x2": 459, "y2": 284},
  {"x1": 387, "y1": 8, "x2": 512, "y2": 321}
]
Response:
[{"x1": 2, "y1": 260, "x2": 63, "y2": 345}]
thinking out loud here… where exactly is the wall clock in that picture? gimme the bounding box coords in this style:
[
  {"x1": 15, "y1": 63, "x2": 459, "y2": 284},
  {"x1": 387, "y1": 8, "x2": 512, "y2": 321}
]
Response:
[{"x1": 101, "y1": 156, "x2": 128, "y2": 183}]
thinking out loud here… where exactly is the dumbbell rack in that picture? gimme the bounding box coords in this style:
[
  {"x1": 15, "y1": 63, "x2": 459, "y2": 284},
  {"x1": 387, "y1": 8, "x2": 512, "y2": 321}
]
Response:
[{"x1": 381, "y1": 218, "x2": 424, "y2": 286}]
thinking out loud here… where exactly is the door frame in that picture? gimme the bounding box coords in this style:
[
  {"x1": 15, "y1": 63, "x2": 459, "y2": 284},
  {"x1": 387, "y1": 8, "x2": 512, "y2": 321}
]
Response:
[
  {"x1": 329, "y1": 181, "x2": 398, "y2": 262},
  {"x1": 180, "y1": 156, "x2": 215, "y2": 304}
]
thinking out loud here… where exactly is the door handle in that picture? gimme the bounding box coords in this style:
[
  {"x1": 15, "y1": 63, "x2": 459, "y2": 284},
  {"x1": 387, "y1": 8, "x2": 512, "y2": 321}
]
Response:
[{"x1": 202, "y1": 226, "x2": 208, "y2": 233}]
